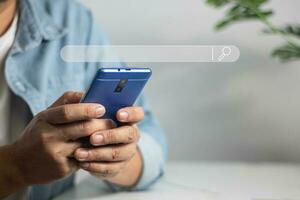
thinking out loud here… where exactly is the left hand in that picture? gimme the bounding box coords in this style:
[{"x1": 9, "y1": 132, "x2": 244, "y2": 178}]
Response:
[{"x1": 74, "y1": 106, "x2": 144, "y2": 179}]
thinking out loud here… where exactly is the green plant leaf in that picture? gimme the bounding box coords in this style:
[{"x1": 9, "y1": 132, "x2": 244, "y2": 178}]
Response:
[
  {"x1": 263, "y1": 24, "x2": 300, "y2": 37},
  {"x1": 207, "y1": 0, "x2": 273, "y2": 30},
  {"x1": 239, "y1": 0, "x2": 269, "y2": 8},
  {"x1": 272, "y1": 43, "x2": 300, "y2": 61},
  {"x1": 206, "y1": 0, "x2": 268, "y2": 8},
  {"x1": 283, "y1": 25, "x2": 300, "y2": 38},
  {"x1": 206, "y1": 0, "x2": 229, "y2": 7},
  {"x1": 215, "y1": 5, "x2": 273, "y2": 30},
  {"x1": 206, "y1": 0, "x2": 300, "y2": 62}
]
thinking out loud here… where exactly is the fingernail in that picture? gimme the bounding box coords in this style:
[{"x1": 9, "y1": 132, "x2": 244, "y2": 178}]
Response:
[
  {"x1": 77, "y1": 150, "x2": 88, "y2": 161},
  {"x1": 95, "y1": 106, "x2": 105, "y2": 117},
  {"x1": 80, "y1": 163, "x2": 89, "y2": 169},
  {"x1": 119, "y1": 111, "x2": 129, "y2": 121},
  {"x1": 93, "y1": 134, "x2": 104, "y2": 145}
]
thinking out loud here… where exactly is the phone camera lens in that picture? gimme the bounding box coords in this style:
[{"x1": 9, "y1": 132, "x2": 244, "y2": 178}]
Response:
[
  {"x1": 114, "y1": 79, "x2": 128, "y2": 93},
  {"x1": 120, "y1": 80, "x2": 126, "y2": 84}
]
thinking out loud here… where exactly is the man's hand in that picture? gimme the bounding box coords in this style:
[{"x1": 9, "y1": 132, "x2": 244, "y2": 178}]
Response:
[
  {"x1": 7, "y1": 92, "x2": 112, "y2": 186},
  {"x1": 74, "y1": 107, "x2": 144, "y2": 186}
]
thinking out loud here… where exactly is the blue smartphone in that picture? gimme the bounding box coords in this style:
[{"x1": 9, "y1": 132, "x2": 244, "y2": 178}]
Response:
[{"x1": 81, "y1": 67, "x2": 152, "y2": 122}]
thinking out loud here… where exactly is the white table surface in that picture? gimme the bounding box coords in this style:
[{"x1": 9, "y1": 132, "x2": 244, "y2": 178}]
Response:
[{"x1": 54, "y1": 161, "x2": 300, "y2": 200}]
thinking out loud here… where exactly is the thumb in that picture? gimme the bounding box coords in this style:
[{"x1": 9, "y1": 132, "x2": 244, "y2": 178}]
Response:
[{"x1": 49, "y1": 91, "x2": 84, "y2": 108}]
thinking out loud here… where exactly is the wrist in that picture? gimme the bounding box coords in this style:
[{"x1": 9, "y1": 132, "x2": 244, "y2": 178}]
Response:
[{"x1": 0, "y1": 143, "x2": 27, "y2": 196}]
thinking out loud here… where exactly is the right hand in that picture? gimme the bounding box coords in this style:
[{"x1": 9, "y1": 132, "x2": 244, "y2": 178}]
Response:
[{"x1": 9, "y1": 92, "x2": 114, "y2": 185}]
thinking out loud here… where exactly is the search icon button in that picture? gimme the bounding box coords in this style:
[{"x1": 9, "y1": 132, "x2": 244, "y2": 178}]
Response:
[{"x1": 218, "y1": 46, "x2": 232, "y2": 61}]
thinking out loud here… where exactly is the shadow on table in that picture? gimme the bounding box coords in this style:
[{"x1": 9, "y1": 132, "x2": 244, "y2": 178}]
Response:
[{"x1": 54, "y1": 174, "x2": 216, "y2": 200}]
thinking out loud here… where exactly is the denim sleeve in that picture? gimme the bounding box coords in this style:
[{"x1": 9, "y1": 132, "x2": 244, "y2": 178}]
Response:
[
  {"x1": 83, "y1": 8, "x2": 168, "y2": 191},
  {"x1": 132, "y1": 94, "x2": 168, "y2": 190}
]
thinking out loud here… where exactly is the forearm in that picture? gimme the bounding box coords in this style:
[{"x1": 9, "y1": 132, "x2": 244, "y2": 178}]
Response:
[{"x1": 0, "y1": 144, "x2": 26, "y2": 198}]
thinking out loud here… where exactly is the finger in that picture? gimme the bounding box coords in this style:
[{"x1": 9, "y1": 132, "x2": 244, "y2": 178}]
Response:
[
  {"x1": 62, "y1": 141, "x2": 82, "y2": 156},
  {"x1": 90, "y1": 125, "x2": 140, "y2": 146},
  {"x1": 74, "y1": 143, "x2": 137, "y2": 162},
  {"x1": 116, "y1": 107, "x2": 144, "y2": 123},
  {"x1": 60, "y1": 119, "x2": 116, "y2": 141},
  {"x1": 49, "y1": 91, "x2": 84, "y2": 108},
  {"x1": 79, "y1": 161, "x2": 125, "y2": 177},
  {"x1": 43, "y1": 103, "x2": 105, "y2": 124}
]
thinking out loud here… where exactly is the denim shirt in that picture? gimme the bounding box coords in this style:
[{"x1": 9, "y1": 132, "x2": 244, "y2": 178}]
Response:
[{"x1": 5, "y1": 0, "x2": 167, "y2": 199}]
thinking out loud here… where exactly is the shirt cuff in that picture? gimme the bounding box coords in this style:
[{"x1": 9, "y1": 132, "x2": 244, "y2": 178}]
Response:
[{"x1": 104, "y1": 132, "x2": 165, "y2": 191}]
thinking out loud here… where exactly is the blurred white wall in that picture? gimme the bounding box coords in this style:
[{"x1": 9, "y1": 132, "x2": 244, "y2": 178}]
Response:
[{"x1": 79, "y1": 0, "x2": 300, "y2": 162}]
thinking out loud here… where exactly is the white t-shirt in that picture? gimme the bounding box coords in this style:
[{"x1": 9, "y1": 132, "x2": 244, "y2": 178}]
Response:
[
  {"x1": 0, "y1": 14, "x2": 18, "y2": 145},
  {"x1": 0, "y1": 14, "x2": 28, "y2": 200}
]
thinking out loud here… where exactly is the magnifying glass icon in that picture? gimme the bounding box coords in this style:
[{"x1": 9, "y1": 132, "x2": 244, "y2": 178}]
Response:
[{"x1": 218, "y1": 46, "x2": 232, "y2": 61}]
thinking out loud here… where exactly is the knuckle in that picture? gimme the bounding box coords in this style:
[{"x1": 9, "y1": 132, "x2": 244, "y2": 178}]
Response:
[
  {"x1": 111, "y1": 147, "x2": 121, "y2": 160},
  {"x1": 127, "y1": 126, "x2": 138, "y2": 142},
  {"x1": 78, "y1": 122, "x2": 85, "y2": 133},
  {"x1": 35, "y1": 111, "x2": 49, "y2": 125},
  {"x1": 33, "y1": 118, "x2": 46, "y2": 131},
  {"x1": 82, "y1": 121, "x2": 93, "y2": 134},
  {"x1": 40, "y1": 134, "x2": 55, "y2": 153},
  {"x1": 98, "y1": 166, "x2": 115, "y2": 177},
  {"x1": 61, "y1": 92, "x2": 73, "y2": 104},
  {"x1": 88, "y1": 150, "x2": 97, "y2": 160},
  {"x1": 61, "y1": 106, "x2": 71, "y2": 121},
  {"x1": 104, "y1": 130, "x2": 116, "y2": 144},
  {"x1": 40, "y1": 132, "x2": 55, "y2": 143},
  {"x1": 63, "y1": 91, "x2": 73, "y2": 99},
  {"x1": 84, "y1": 105, "x2": 93, "y2": 118},
  {"x1": 36, "y1": 111, "x2": 46, "y2": 121},
  {"x1": 58, "y1": 128, "x2": 69, "y2": 141}
]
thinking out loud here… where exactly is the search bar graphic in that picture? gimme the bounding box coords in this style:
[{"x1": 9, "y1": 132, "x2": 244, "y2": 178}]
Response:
[{"x1": 61, "y1": 45, "x2": 240, "y2": 63}]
